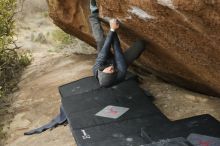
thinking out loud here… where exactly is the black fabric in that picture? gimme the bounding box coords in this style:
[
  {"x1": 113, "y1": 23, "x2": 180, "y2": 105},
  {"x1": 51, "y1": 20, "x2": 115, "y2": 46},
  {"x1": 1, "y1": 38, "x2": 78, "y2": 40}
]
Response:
[
  {"x1": 24, "y1": 106, "x2": 67, "y2": 135},
  {"x1": 141, "y1": 114, "x2": 220, "y2": 143}
]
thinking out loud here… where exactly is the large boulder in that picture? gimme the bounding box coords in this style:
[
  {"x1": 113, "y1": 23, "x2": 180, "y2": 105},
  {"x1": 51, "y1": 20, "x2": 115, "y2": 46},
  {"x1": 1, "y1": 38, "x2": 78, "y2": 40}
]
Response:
[{"x1": 47, "y1": 0, "x2": 220, "y2": 97}]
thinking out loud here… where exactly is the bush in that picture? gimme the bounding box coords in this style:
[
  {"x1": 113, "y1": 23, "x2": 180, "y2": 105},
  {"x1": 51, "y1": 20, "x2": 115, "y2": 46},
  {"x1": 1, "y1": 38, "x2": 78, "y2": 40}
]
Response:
[
  {"x1": 0, "y1": 0, "x2": 31, "y2": 98},
  {"x1": 52, "y1": 29, "x2": 75, "y2": 45}
]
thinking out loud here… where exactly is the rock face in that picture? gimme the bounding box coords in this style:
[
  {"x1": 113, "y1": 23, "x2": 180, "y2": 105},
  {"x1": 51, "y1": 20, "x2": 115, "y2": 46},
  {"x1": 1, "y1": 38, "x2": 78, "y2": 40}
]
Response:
[{"x1": 47, "y1": 0, "x2": 220, "y2": 97}]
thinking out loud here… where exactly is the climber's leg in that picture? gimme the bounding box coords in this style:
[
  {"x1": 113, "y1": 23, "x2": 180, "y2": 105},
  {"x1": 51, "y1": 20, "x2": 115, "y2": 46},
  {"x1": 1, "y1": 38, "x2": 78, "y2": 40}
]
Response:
[
  {"x1": 124, "y1": 40, "x2": 146, "y2": 65},
  {"x1": 89, "y1": 0, "x2": 105, "y2": 52}
]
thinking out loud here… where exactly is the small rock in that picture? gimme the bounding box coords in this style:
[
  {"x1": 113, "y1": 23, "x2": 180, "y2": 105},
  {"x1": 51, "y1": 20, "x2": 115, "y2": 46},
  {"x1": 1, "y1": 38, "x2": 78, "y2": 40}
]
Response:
[
  {"x1": 196, "y1": 96, "x2": 208, "y2": 102},
  {"x1": 35, "y1": 33, "x2": 47, "y2": 44},
  {"x1": 10, "y1": 113, "x2": 31, "y2": 130},
  {"x1": 184, "y1": 95, "x2": 196, "y2": 101},
  {"x1": 31, "y1": 33, "x2": 35, "y2": 41}
]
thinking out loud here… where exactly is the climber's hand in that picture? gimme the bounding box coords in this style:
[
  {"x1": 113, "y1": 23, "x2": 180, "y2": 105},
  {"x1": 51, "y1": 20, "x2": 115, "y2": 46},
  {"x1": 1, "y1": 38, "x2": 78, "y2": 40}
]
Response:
[{"x1": 110, "y1": 19, "x2": 119, "y2": 31}]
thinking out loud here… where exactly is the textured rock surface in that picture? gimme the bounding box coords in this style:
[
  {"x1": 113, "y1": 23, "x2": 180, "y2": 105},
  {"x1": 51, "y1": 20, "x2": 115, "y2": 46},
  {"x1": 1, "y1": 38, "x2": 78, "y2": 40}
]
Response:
[{"x1": 47, "y1": 0, "x2": 220, "y2": 97}]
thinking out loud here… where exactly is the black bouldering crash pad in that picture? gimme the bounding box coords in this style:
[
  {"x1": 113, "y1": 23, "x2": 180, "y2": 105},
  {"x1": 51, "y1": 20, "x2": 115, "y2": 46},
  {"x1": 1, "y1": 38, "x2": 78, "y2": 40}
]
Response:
[{"x1": 59, "y1": 76, "x2": 220, "y2": 146}]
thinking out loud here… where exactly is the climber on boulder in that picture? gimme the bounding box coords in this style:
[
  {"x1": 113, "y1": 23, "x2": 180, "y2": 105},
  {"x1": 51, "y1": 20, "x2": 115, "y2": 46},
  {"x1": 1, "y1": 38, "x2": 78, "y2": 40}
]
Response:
[{"x1": 89, "y1": 0, "x2": 146, "y2": 87}]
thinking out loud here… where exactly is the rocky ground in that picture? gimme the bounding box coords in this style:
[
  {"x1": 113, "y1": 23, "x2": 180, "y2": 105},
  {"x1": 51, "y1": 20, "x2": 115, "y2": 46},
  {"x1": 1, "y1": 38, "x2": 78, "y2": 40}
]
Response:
[{"x1": 2, "y1": 0, "x2": 220, "y2": 146}]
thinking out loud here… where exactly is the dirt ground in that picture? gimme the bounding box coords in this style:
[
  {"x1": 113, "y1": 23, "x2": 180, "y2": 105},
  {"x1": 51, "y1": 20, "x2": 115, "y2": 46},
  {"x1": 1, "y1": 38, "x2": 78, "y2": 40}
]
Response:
[{"x1": 3, "y1": 0, "x2": 220, "y2": 146}]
